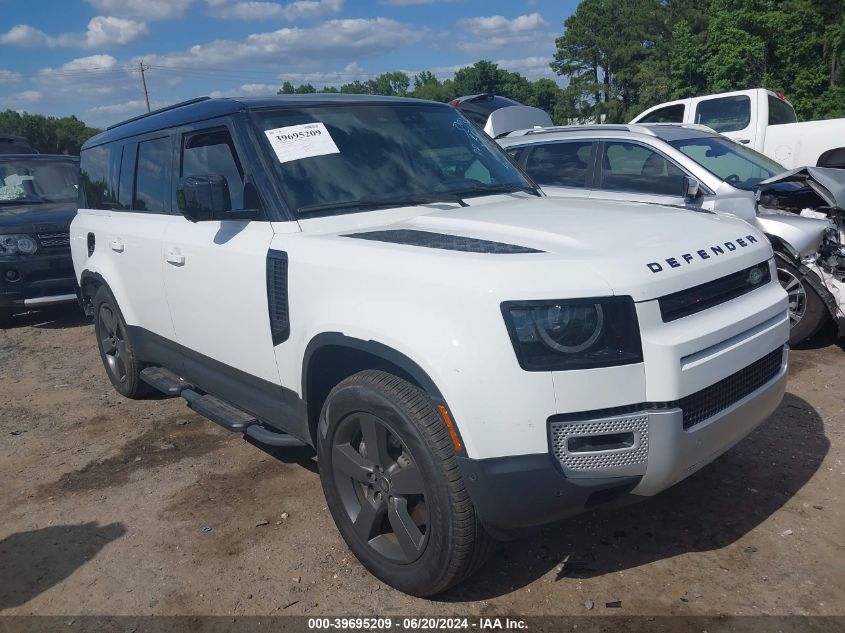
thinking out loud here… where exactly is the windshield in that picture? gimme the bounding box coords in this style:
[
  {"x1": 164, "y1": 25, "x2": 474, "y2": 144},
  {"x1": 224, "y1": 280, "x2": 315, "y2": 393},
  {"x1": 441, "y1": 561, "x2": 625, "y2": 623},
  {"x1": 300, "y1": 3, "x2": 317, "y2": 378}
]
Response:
[
  {"x1": 668, "y1": 136, "x2": 784, "y2": 191},
  {"x1": 0, "y1": 159, "x2": 79, "y2": 207},
  {"x1": 252, "y1": 102, "x2": 536, "y2": 218}
]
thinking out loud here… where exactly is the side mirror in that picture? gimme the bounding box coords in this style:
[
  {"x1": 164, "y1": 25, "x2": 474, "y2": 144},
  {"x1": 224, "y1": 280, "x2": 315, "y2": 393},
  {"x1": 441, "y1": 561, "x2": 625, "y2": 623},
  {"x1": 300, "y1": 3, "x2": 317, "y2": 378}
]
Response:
[
  {"x1": 683, "y1": 175, "x2": 701, "y2": 200},
  {"x1": 177, "y1": 174, "x2": 231, "y2": 222}
]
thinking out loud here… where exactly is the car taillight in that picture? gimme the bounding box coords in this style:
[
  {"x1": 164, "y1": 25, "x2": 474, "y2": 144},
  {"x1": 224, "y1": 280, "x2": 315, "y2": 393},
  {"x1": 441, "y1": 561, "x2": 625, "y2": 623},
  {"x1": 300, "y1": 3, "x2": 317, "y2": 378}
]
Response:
[
  {"x1": 449, "y1": 99, "x2": 460, "y2": 107},
  {"x1": 776, "y1": 91, "x2": 785, "y2": 100}
]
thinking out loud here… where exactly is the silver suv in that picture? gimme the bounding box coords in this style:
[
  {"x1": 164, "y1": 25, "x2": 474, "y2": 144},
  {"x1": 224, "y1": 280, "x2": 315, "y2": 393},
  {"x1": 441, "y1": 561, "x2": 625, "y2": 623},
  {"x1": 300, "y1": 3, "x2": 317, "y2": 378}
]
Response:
[{"x1": 498, "y1": 123, "x2": 845, "y2": 345}]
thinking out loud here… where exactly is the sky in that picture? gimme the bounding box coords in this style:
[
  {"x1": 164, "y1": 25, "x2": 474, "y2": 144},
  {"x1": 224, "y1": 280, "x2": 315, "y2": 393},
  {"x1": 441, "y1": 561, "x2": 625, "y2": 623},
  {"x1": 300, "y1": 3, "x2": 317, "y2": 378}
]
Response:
[{"x1": 0, "y1": 0, "x2": 579, "y2": 128}]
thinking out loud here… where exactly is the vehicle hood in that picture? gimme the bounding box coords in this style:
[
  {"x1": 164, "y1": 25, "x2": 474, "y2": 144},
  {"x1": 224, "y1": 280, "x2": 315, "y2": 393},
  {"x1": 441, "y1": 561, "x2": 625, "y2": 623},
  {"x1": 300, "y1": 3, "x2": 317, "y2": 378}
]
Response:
[
  {"x1": 0, "y1": 203, "x2": 77, "y2": 231},
  {"x1": 332, "y1": 196, "x2": 773, "y2": 302},
  {"x1": 758, "y1": 166, "x2": 845, "y2": 211}
]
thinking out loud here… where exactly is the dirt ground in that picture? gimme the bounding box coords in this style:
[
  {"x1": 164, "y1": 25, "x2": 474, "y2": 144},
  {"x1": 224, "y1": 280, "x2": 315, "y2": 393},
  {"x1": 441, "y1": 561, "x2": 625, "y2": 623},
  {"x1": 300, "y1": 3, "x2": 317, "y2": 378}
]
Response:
[{"x1": 1, "y1": 305, "x2": 844, "y2": 619}]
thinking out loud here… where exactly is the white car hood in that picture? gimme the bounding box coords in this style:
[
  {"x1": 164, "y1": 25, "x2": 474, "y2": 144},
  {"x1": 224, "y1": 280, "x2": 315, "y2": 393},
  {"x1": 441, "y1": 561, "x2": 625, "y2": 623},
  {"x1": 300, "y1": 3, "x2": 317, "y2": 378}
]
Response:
[{"x1": 303, "y1": 196, "x2": 773, "y2": 302}]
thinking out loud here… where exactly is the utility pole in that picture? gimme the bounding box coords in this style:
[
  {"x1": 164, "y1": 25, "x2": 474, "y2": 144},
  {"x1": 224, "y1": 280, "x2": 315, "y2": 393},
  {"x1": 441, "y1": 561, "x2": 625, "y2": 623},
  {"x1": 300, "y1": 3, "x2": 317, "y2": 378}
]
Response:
[{"x1": 139, "y1": 61, "x2": 151, "y2": 112}]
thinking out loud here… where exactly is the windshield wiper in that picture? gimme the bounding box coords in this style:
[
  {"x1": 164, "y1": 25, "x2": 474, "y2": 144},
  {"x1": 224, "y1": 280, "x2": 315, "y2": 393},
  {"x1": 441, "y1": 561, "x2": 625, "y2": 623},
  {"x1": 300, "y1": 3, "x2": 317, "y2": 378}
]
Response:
[
  {"x1": 443, "y1": 183, "x2": 541, "y2": 199},
  {"x1": 298, "y1": 193, "x2": 467, "y2": 218}
]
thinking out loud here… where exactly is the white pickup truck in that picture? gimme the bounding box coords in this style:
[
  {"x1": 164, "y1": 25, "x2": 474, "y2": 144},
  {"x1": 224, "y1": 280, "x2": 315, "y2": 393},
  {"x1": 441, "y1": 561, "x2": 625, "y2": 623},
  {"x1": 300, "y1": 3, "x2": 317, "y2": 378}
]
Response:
[{"x1": 631, "y1": 88, "x2": 845, "y2": 169}]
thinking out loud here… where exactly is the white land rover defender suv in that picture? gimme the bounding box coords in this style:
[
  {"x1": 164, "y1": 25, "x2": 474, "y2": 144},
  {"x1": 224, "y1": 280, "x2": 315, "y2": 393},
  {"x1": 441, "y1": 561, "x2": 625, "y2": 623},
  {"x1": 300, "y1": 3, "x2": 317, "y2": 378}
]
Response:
[{"x1": 72, "y1": 95, "x2": 789, "y2": 596}]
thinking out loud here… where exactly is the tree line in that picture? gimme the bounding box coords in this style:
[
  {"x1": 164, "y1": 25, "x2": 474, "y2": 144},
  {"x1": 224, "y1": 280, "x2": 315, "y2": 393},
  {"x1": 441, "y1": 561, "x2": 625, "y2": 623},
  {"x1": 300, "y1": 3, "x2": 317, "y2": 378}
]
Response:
[
  {"x1": 3, "y1": 0, "x2": 843, "y2": 151},
  {"x1": 0, "y1": 110, "x2": 101, "y2": 155}
]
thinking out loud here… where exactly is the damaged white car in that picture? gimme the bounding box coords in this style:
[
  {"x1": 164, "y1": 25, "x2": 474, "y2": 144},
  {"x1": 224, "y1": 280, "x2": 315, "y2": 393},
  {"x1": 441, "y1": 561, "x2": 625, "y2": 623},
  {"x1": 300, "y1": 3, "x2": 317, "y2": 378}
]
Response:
[{"x1": 499, "y1": 123, "x2": 845, "y2": 344}]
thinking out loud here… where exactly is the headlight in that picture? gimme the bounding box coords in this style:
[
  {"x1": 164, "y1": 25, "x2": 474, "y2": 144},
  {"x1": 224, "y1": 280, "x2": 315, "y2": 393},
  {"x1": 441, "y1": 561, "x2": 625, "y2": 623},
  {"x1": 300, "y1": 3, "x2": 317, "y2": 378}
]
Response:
[
  {"x1": 0, "y1": 234, "x2": 39, "y2": 256},
  {"x1": 502, "y1": 297, "x2": 643, "y2": 371}
]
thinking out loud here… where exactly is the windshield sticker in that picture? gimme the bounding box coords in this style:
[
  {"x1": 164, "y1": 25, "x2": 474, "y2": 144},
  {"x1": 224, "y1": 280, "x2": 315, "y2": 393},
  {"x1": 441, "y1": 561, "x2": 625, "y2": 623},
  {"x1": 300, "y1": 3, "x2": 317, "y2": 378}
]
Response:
[{"x1": 264, "y1": 123, "x2": 340, "y2": 164}]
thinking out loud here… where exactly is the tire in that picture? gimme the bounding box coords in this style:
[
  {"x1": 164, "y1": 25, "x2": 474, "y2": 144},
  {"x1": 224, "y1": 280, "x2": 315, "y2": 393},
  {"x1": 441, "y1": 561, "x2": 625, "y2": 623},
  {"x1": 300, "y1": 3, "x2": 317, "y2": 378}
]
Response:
[
  {"x1": 317, "y1": 370, "x2": 493, "y2": 596},
  {"x1": 92, "y1": 285, "x2": 151, "y2": 399},
  {"x1": 777, "y1": 259, "x2": 827, "y2": 346},
  {"x1": 0, "y1": 308, "x2": 13, "y2": 329}
]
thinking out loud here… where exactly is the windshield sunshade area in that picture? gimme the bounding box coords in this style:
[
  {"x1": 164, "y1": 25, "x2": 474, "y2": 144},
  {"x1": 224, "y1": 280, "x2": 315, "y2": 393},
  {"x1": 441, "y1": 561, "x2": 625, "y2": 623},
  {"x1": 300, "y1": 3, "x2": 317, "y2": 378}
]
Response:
[
  {"x1": 252, "y1": 103, "x2": 536, "y2": 218},
  {"x1": 0, "y1": 159, "x2": 79, "y2": 208},
  {"x1": 668, "y1": 136, "x2": 785, "y2": 191}
]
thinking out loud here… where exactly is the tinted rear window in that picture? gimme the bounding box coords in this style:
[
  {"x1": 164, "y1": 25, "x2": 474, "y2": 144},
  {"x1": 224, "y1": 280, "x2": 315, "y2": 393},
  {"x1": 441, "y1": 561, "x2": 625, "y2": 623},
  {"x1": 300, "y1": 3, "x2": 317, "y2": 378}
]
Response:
[
  {"x1": 695, "y1": 96, "x2": 751, "y2": 132},
  {"x1": 134, "y1": 137, "x2": 171, "y2": 213}
]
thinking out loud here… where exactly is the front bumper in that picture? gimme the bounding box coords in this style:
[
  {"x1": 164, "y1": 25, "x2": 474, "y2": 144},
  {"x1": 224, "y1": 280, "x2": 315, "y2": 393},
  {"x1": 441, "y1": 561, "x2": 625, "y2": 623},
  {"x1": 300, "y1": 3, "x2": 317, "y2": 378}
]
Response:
[
  {"x1": 0, "y1": 250, "x2": 78, "y2": 311},
  {"x1": 458, "y1": 346, "x2": 788, "y2": 538}
]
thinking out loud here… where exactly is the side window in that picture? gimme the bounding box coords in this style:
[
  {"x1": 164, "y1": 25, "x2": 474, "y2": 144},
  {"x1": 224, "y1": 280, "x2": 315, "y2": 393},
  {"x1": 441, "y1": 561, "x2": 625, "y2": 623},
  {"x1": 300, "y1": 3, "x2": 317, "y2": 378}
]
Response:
[
  {"x1": 638, "y1": 104, "x2": 685, "y2": 124},
  {"x1": 134, "y1": 136, "x2": 172, "y2": 213},
  {"x1": 600, "y1": 142, "x2": 687, "y2": 196},
  {"x1": 79, "y1": 142, "x2": 121, "y2": 210},
  {"x1": 695, "y1": 96, "x2": 751, "y2": 133},
  {"x1": 117, "y1": 142, "x2": 137, "y2": 210},
  {"x1": 524, "y1": 141, "x2": 593, "y2": 188},
  {"x1": 181, "y1": 128, "x2": 246, "y2": 210}
]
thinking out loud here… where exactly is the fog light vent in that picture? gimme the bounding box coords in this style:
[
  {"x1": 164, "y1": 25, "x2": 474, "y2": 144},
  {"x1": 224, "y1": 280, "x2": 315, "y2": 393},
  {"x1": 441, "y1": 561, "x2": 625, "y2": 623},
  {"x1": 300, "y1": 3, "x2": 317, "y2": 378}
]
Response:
[{"x1": 550, "y1": 414, "x2": 649, "y2": 473}]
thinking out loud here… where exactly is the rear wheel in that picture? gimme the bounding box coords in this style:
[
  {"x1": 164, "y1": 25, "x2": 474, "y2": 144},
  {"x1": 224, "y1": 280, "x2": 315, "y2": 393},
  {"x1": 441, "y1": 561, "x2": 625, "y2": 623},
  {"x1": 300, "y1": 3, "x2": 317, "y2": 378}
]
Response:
[
  {"x1": 93, "y1": 286, "x2": 151, "y2": 399},
  {"x1": 317, "y1": 370, "x2": 493, "y2": 596},
  {"x1": 777, "y1": 259, "x2": 827, "y2": 345}
]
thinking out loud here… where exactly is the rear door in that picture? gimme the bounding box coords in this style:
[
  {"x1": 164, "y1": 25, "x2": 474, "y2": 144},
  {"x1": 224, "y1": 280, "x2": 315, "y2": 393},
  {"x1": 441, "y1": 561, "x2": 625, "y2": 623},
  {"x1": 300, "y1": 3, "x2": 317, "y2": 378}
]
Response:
[
  {"x1": 161, "y1": 119, "x2": 281, "y2": 384},
  {"x1": 519, "y1": 140, "x2": 596, "y2": 199},
  {"x1": 80, "y1": 137, "x2": 176, "y2": 340}
]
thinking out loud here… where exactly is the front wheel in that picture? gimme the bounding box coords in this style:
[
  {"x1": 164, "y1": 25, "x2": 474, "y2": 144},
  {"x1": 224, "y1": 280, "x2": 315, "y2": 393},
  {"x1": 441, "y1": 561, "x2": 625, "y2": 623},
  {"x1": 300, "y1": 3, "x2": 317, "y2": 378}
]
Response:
[
  {"x1": 317, "y1": 370, "x2": 493, "y2": 596},
  {"x1": 777, "y1": 259, "x2": 827, "y2": 345}
]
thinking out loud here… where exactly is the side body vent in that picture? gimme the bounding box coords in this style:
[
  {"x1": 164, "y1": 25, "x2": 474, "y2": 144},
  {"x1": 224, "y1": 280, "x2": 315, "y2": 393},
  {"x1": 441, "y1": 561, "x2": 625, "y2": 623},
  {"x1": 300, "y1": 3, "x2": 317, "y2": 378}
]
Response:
[
  {"x1": 267, "y1": 250, "x2": 290, "y2": 345},
  {"x1": 344, "y1": 229, "x2": 543, "y2": 254}
]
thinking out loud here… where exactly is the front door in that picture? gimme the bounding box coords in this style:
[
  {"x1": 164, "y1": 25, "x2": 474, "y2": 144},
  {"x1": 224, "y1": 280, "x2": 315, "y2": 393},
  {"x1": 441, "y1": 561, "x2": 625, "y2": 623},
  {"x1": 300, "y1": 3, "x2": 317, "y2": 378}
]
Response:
[{"x1": 162, "y1": 122, "x2": 281, "y2": 385}]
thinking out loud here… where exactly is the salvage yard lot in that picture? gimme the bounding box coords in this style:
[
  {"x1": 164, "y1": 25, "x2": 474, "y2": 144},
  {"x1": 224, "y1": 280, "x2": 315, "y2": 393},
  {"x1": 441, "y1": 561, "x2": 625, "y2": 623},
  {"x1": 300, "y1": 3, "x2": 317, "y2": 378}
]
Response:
[{"x1": 1, "y1": 306, "x2": 844, "y2": 616}]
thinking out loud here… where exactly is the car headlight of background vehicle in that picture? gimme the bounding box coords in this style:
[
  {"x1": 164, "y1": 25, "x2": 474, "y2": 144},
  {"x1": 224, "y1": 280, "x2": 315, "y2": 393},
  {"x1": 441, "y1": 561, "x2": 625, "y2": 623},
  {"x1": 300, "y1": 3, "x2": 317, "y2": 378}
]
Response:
[
  {"x1": 501, "y1": 297, "x2": 643, "y2": 371},
  {"x1": 0, "y1": 234, "x2": 39, "y2": 256}
]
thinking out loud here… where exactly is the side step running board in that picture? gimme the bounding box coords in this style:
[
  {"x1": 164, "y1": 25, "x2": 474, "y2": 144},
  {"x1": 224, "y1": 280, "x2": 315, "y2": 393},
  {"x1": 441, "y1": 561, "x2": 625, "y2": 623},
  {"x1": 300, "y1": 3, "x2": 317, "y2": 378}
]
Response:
[
  {"x1": 245, "y1": 424, "x2": 307, "y2": 447},
  {"x1": 140, "y1": 366, "x2": 193, "y2": 396},
  {"x1": 141, "y1": 365, "x2": 308, "y2": 447},
  {"x1": 181, "y1": 389, "x2": 256, "y2": 432}
]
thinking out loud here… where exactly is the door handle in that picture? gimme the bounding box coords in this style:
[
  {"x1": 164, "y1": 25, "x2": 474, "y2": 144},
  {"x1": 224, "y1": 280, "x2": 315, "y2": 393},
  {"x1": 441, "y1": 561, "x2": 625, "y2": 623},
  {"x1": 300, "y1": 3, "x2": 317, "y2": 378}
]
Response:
[
  {"x1": 737, "y1": 139, "x2": 751, "y2": 144},
  {"x1": 109, "y1": 238, "x2": 124, "y2": 253},
  {"x1": 165, "y1": 248, "x2": 185, "y2": 266}
]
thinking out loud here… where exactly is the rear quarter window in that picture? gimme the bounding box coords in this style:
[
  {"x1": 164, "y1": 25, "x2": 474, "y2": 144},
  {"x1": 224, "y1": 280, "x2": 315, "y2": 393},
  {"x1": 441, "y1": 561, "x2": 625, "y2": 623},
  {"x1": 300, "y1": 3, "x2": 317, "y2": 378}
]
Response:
[
  {"x1": 80, "y1": 142, "x2": 121, "y2": 210},
  {"x1": 638, "y1": 104, "x2": 685, "y2": 124}
]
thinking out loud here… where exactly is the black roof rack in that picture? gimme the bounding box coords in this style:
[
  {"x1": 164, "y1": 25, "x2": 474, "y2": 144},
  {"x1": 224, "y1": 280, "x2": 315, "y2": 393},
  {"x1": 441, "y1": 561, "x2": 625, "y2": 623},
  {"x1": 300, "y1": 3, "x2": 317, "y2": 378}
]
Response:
[{"x1": 106, "y1": 96, "x2": 211, "y2": 130}]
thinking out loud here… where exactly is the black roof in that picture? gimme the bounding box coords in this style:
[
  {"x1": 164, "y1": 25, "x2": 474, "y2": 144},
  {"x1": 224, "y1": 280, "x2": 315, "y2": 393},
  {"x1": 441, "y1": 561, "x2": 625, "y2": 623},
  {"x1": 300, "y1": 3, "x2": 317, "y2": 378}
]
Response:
[{"x1": 83, "y1": 94, "x2": 445, "y2": 151}]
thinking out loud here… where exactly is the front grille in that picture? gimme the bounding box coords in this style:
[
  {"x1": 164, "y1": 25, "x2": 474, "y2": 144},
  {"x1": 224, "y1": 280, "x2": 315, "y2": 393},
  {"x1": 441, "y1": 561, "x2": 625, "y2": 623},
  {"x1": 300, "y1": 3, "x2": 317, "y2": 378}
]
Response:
[
  {"x1": 680, "y1": 348, "x2": 783, "y2": 429},
  {"x1": 550, "y1": 414, "x2": 649, "y2": 472},
  {"x1": 37, "y1": 232, "x2": 70, "y2": 248},
  {"x1": 659, "y1": 260, "x2": 771, "y2": 322}
]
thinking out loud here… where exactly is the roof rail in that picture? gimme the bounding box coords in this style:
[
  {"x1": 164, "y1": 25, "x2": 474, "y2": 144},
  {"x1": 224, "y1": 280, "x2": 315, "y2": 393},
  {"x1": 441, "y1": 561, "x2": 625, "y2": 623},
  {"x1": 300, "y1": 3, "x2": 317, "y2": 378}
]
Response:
[
  {"x1": 106, "y1": 96, "x2": 212, "y2": 130},
  {"x1": 505, "y1": 124, "x2": 634, "y2": 137}
]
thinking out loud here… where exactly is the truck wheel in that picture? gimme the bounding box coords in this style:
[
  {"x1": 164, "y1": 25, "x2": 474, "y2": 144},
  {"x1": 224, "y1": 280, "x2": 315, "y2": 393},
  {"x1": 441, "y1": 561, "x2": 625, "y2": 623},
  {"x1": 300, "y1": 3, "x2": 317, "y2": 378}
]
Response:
[
  {"x1": 777, "y1": 260, "x2": 827, "y2": 345},
  {"x1": 317, "y1": 370, "x2": 493, "y2": 596},
  {"x1": 0, "y1": 308, "x2": 12, "y2": 328},
  {"x1": 93, "y1": 286, "x2": 151, "y2": 399}
]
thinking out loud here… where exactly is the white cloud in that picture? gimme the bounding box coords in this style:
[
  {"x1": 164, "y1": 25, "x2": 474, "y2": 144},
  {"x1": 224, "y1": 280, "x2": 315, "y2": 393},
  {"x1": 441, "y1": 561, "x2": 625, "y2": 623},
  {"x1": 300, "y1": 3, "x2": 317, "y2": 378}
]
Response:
[
  {"x1": 40, "y1": 55, "x2": 120, "y2": 75},
  {"x1": 380, "y1": 0, "x2": 460, "y2": 4},
  {"x1": 0, "y1": 70, "x2": 21, "y2": 83},
  {"x1": 86, "y1": 0, "x2": 195, "y2": 21},
  {"x1": 88, "y1": 99, "x2": 153, "y2": 115},
  {"x1": 456, "y1": 13, "x2": 552, "y2": 53},
  {"x1": 205, "y1": 0, "x2": 344, "y2": 21},
  {"x1": 84, "y1": 17, "x2": 149, "y2": 47},
  {"x1": 11, "y1": 90, "x2": 42, "y2": 104},
  {"x1": 0, "y1": 17, "x2": 147, "y2": 49},
  {"x1": 279, "y1": 62, "x2": 371, "y2": 87},
  {"x1": 138, "y1": 18, "x2": 420, "y2": 69},
  {"x1": 209, "y1": 83, "x2": 278, "y2": 98}
]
